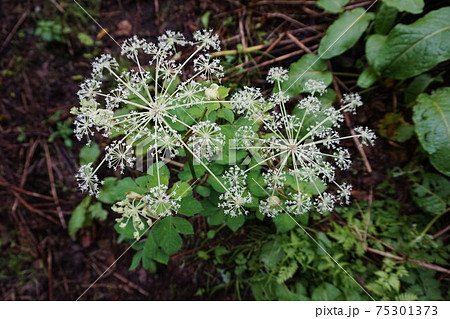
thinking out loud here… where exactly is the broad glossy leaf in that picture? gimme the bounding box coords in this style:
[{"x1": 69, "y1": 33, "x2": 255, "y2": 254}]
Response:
[
  {"x1": 374, "y1": 3, "x2": 398, "y2": 35},
  {"x1": 373, "y1": 8, "x2": 450, "y2": 79},
  {"x1": 316, "y1": 0, "x2": 349, "y2": 14},
  {"x1": 383, "y1": 0, "x2": 424, "y2": 14},
  {"x1": 357, "y1": 67, "x2": 378, "y2": 88},
  {"x1": 413, "y1": 87, "x2": 450, "y2": 176},
  {"x1": 365, "y1": 34, "x2": 387, "y2": 66},
  {"x1": 411, "y1": 173, "x2": 450, "y2": 215},
  {"x1": 318, "y1": 8, "x2": 374, "y2": 60}
]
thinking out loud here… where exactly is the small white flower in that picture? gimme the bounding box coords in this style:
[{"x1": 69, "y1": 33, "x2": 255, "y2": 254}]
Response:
[
  {"x1": 91, "y1": 54, "x2": 118, "y2": 78},
  {"x1": 266, "y1": 67, "x2": 288, "y2": 84},
  {"x1": 77, "y1": 79, "x2": 101, "y2": 101},
  {"x1": 75, "y1": 163, "x2": 101, "y2": 197},
  {"x1": 193, "y1": 54, "x2": 224, "y2": 81},
  {"x1": 222, "y1": 166, "x2": 247, "y2": 188},
  {"x1": 262, "y1": 168, "x2": 286, "y2": 191},
  {"x1": 314, "y1": 192, "x2": 335, "y2": 214},
  {"x1": 105, "y1": 141, "x2": 136, "y2": 173},
  {"x1": 193, "y1": 29, "x2": 220, "y2": 51},
  {"x1": 231, "y1": 86, "x2": 265, "y2": 119},
  {"x1": 337, "y1": 183, "x2": 352, "y2": 205},
  {"x1": 354, "y1": 126, "x2": 376, "y2": 146},
  {"x1": 298, "y1": 96, "x2": 321, "y2": 114},
  {"x1": 158, "y1": 30, "x2": 187, "y2": 51},
  {"x1": 121, "y1": 35, "x2": 147, "y2": 58},
  {"x1": 175, "y1": 81, "x2": 204, "y2": 105},
  {"x1": 286, "y1": 192, "x2": 312, "y2": 215},
  {"x1": 218, "y1": 186, "x2": 252, "y2": 217},
  {"x1": 304, "y1": 79, "x2": 327, "y2": 95},
  {"x1": 152, "y1": 127, "x2": 182, "y2": 158},
  {"x1": 188, "y1": 121, "x2": 225, "y2": 161},
  {"x1": 341, "y1": 93, "x2": 363, "y2": 113},
  {"x1": 259, "y1": 196, "x2": 283, "y2": 217},
  {"x1": 234, "y1": 126, "x2": 257, "y2": 148},
  {"x1": 143, "y1": 184, "x2": 181, "y2": 217}
]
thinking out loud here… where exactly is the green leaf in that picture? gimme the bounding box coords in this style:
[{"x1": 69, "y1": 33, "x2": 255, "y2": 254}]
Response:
[
  {"x1": 273, "y1": 213, "x2": 296, "y2": 232},
  {"x1": 404, "y1": 74, "x2": 443, "y2": 105},
  {"x1": 88, "y1": 202, "x2": 107, "y2": 221},
  {"x1": 413, "y1": 87, "x2": 450, "y2": 176},
  {"x1": 217, "y1": 108, "x2": 234, "y2": 123},
  {"x1": 318, "y1": 8, "x2": 375, "y2": 60},
  {"x1": 172, "y1": 217, "x2": 194, "y2": 235},
  {"x1": 77, "y1": 32, "x2": 94, "y2": 46},
  {"x1": 373, "y1": 8, "x2": 450, "y2": 80},
  {"x1": 316, "y1": 0, "x2": 349, "y2": 14},
  {"x1": 365, "y1": 34, "x2": 387, "y2": 66},
  {"x1": 280, "y1": 54, "x2": 332, "y2": 97},
  {"x1": 195, "y1": 185, "x2": 211, "y2": 197},
  {"x1": 311, "y1": 283, "x2": 342, "y2": 301},
  {"x1": 147, "y1": 163, "x2": 170, "y2": 187},
  {"x1": 178, "y1": 196, "x2": 203, "y2": 217},
  {"x1": 207, "y1": 175, "x2": 226, "y2": 193},
  {"x1": 129, "y1": 250, "x2": 143, "y2": 271},
  {"x1": 225, "y1": 214, "x2": 245, "y2": 231},
  {"x1": 411, "y1": 173, "x2": 450, "y2": 215},
  {"x1": 357, "y1": 67, "x2": 378, "y2": 88},
  {"x1": 374, "y1": 3, "x2": 398, "y2": 35},
  {"x1": 170, "y1": 181, "x2": 192, "y2": 198},
  {"x1": 153, "y1": 216, "x2": 183, "y2": 255},
  {"x1": 246, "y1": 169, "x2": 267, "y2": 197},
  {"x1": 201, "y1": 11, "x2": 211, "y2": 29},
  {"x1": 79, "y1": 142, "x2": 100, "y2": 165},
  {"x1": 383, "y1": 0, "x2": 424, "y2": 14},
  {"x1": 68, "y1": 197, "x2": 91, "y2": 239}
]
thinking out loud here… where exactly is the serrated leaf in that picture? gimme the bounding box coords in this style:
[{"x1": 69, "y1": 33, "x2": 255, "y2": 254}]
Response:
[
  {"x1": 413, "y1": 87, "x2": 450, "y2": 176},
  {"x1": 172, "y1": 217, "x2": 194, "y2": 235},
  {"x1": 373, "y1": 8, "x2": 450, "y2": 79},
  {"x1": 79, "y1": 142, "x2": 100, "y2": 165},
  {"x1": 311, "y1": 283, "x2": 342, "y2": 301},
  {"x1": 279, "y1": 54, "x2": 332, "y2": 97},
  {"x1": 178, "y1": 196, "x2": 203, "y2": 216},
  {"x1": 225, "y1": 214, "x2": 245, "y2": 231},
  {"x1": 383, "y1": 0, "x2": 424, "y2": 14},
  {"x1": 318, "y1": 8, "x2": 374, "y2": 60},
  {"x1": 153, "y1": 216, "x2": 183, "y2": 255},
  {"x1": 316, "y1": 0, "x2": 349, "y2": 14}
]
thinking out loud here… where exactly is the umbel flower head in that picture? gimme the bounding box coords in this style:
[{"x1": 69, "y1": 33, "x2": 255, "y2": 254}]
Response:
[
  {"x1": 72, "y1": 30, "x2": 226, "y2": 203},
  {"x1": 72, "y1": 30, "x2": 236, "y2": 233},
  {"x1": 227, "y1": 74, "x2": 375, "y2": 217}
]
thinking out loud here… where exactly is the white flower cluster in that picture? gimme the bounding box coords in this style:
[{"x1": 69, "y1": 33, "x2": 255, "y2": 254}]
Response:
[
  {"x1": 112, "y1": 186, "x2": 181, "y2": 239},
  {"x1": 228, "y1": 72, "x2": 375, "y2": 217},
  {"x1": 73, "y1": 30, "x2": 225, "y2": 213},
  {"x1": 218, "y1": 166, "x2": 252, "y2": 217}
]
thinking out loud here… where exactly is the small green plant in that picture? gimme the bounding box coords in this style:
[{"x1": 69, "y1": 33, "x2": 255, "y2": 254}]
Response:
[{"x1": 34, "y1": 20, "x2": 71, "y2": 43}]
